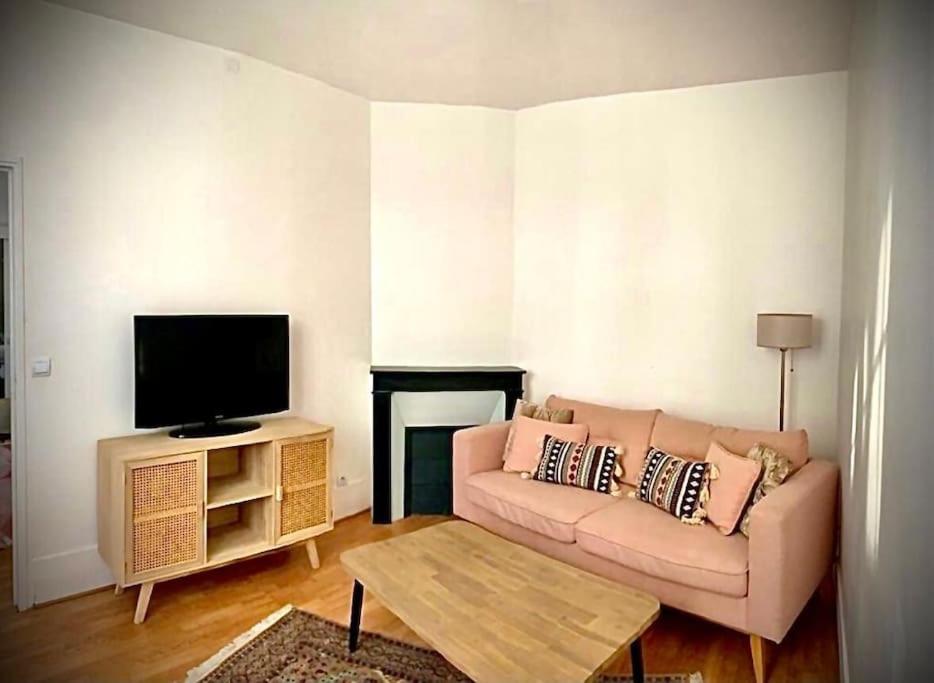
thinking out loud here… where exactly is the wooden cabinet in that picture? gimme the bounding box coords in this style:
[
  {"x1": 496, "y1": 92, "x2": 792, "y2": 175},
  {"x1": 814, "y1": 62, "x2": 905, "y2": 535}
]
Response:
[
  {"x1": 99, "y1": 418, "x2": 332, "y2": 623},
  {"x1": 274, "y1": 435, "x2": 332, "y2": 544},
  {"x1": 125, "y1": 452, "x2": 205, "y2": 584}
]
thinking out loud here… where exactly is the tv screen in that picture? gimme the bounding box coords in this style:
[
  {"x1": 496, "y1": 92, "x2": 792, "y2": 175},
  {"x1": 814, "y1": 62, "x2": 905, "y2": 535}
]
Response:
[{"x1": 134, "y1": 314, "x2": 289, "y2": 432}]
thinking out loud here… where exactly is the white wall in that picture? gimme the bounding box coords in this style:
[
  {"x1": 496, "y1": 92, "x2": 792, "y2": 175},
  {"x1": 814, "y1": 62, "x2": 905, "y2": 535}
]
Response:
[
  {"x1": 0, "y1": 170, "x2": 8, "y2": 229},
  {"x1": 0, "y1": 1, "x2": 372, "y2": 603},
  {"x1": 370, "y1": 103, "x2": 514, "y2": 365},
  {"x1": 836, "y1": 0, "x2": 934, "y2": 680},
  {"x1": 0, "y1": 1, "x2": 854, "y2": 607},
  {"x1": 513, "y1": 73, "x2": 848, "y2": 456}
]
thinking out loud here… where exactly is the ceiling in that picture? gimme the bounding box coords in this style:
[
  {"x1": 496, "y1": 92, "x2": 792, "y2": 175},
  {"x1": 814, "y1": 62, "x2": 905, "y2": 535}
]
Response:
[{"x1": 48, "y1": 0, "x2": 853, "y2": 110}]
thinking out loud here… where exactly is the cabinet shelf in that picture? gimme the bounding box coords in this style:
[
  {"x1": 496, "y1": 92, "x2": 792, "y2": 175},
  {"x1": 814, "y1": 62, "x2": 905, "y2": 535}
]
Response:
[
  {"x1": 206, "y1": 443, "x2": 274, "y2": 509},
  {"x1": 206, "y1": 498, "x2": 270, "y2": 564},
  {"x1": 207, "y1": 476, "x2": 273, "y2": 509},
  {"x1": 207, "y1": 519, "x2": 268, "y2": 564}
]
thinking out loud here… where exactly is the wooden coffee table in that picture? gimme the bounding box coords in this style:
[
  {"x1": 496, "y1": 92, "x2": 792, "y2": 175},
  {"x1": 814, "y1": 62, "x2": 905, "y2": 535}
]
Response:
[{"x1": 340, "y1": 521, "x2": 660, "y2": 683}]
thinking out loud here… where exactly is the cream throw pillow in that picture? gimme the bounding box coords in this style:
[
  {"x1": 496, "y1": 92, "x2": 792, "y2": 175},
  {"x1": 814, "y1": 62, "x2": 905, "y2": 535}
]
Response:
[{"x1": 738, "y1": 443, "x2": 793, "y2": 537}]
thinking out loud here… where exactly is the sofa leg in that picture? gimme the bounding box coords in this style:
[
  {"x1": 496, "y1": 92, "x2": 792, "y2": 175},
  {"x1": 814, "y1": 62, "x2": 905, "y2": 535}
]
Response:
[
  {"x1": 818, "y1": 566, "x2": 837, "y2": 605},
  {"x1": 750, "y1": 634, "x2": 767, "y2": 683}
]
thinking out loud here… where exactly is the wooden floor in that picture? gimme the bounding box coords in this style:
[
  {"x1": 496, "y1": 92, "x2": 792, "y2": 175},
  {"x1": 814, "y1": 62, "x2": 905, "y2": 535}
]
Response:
[{"x1": 0, "y1": 513, "x2": 839, "y2": 682}]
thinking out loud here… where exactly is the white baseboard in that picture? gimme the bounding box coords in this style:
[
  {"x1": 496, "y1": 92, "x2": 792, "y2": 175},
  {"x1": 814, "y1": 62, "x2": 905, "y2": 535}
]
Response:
[
  {"x1": 835, "y1": 563, "x2": 849, "y2": 683},
  {"x1": 30, "y1": 545, "x2": 113, "y2": 606},
  {"x1": 333, "y1": 479, "x2": 370, "y2": 521}
]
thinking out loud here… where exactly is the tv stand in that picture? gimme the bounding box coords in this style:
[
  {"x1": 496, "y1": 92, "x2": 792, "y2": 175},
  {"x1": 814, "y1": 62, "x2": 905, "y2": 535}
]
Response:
[
  {"x1": 98, "y1": 417, "x2": 333, "y2": 623},
  {"x1": 169, "y1": 419, "x2": 261, "y2": 439}
]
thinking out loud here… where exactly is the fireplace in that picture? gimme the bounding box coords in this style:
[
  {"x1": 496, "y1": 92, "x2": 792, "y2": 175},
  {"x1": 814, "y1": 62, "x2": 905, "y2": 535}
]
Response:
[
  {"x1": 370, "y1": 366, "x2": 526, "y2": 523},
  {"x1": 404, "y1": 425, "x2": 470, "y2": 516}
]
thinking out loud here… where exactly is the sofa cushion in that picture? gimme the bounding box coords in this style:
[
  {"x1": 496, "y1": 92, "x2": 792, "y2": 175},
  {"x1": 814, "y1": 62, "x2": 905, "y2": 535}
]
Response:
[
  {"x1": 503, "y1": 399, "x2": 574, "y2": 464},
  {"x1": 705, "y1": 442, "x2": 762, "y2": 535},
  {"x1": 650, "y1": 412, "x2": 809, "y2": 471},
  {"x1": 532, "y1": 435, "x2": 622, "y2": 495},
  {"x1": 465, "y1": 470, "x2": 617, "y2": 543},
  {"x1": 576, "y1": 497, "x2": 749, "y2": 597},
  {"x1": 546, "y1": 396, "x2": 660, "y2": 486},
  {"x1": 738, "y1": 444, "x2": 793, "y2": 537},
  {"x1": 631, "y1": 447, "x2": 716, "y2": 525},
  {"x1": 503, "y1": 416, "x2": 589, "y2": 474}
]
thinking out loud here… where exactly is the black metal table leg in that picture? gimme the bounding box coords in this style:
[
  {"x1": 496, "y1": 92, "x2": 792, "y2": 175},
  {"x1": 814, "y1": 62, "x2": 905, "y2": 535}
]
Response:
[
  {"x1": 349, "y1": 580, "x2": 364, "y2": 652},
  {"x1": 630, "y1": 637, "x2": 644, "y2": 683}
]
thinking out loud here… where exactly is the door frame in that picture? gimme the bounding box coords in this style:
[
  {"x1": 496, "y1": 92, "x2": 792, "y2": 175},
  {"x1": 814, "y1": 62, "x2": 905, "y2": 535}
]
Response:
[{"x1": 1, "y1": 157, "x2": 30, "y2": 610}]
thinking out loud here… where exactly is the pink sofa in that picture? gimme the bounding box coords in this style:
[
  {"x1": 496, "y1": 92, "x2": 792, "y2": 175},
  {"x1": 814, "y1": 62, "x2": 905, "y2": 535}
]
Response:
[{"x1": 452, "y1": 396, "x2": 838, "y2": 683}]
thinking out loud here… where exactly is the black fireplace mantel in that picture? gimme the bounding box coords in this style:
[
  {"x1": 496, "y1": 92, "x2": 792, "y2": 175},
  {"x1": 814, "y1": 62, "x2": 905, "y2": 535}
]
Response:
[{"x1": 370, "y1": 365, "x2": 526, "y2": 523}]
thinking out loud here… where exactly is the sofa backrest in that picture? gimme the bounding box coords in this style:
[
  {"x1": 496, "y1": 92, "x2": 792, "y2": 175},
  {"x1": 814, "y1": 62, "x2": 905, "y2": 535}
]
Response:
[
  {"x1": 543, "y1": 396, "x2": 811, "y2": 482},
  {"x1": 545, "y1": 395, "x2": 659, "y2": 486},
  {"x1": 650, "y1": 412, "x2": 809, "y2": 471}
]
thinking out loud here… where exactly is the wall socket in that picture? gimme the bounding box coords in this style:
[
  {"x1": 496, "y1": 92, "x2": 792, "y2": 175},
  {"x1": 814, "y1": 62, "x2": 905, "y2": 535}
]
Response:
[
  {"x1": 336, "y1": 475, "x2": 348, "y2": 488},
  {"x1": 32, "y1": 357, "x2": 52, "y2": 377}
]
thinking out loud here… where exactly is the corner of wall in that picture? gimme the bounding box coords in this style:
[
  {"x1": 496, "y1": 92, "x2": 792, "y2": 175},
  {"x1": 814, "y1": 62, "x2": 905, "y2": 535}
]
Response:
[
  {"x1": 333, "y1": 479, "x2": 370, "y2": 521},
  {"x1": 836, "y1": 563, "x2": 850, "y2": 683}
]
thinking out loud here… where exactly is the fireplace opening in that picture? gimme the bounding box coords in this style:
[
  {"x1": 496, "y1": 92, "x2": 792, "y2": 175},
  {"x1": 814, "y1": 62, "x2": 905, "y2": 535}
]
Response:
[
  {"x1": 403, "y1": 425, "x2": 473, "y2": 516},
  {"x1": 371, "y1": 366, "x2": 525, "y2": 523}
]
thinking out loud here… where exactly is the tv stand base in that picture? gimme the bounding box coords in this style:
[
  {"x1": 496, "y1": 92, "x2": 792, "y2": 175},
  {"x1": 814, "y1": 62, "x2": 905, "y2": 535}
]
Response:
[{"x1": 169, "y1": 420, "x2": 261, "y2": 439}]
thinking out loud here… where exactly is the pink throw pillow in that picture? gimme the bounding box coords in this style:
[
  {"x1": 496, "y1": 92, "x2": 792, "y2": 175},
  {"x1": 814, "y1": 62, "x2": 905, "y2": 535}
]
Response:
[
  {"x1": 503, "y1": 416, "x2": 589, "y2": 474},
  {"x1": 705, "y1": 442, "x2": 762, "y2": 535}
]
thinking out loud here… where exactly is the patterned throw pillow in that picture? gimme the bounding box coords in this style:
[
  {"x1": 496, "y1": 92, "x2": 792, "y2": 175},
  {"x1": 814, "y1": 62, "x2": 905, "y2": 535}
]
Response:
[
  {"x1": 502, "y1": 399, "x2": 574, "y2": 462},
  {"x1": 530, "y1": 435, "x2": 623, "y2": 495},
  {"x1": 738, "y1": 444, "x2": 792, "y2": 537},
  {"x1": 630, "y1": 447, "x2": 717, "y2": 525}
]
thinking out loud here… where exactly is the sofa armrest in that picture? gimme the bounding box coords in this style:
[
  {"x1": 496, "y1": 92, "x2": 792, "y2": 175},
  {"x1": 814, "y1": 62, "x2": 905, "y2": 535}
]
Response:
[
  {"x1": 747, "y1": 458, "x2": 839, "y2": 642},
  {"x1": 452, "y1": 422, "x2": 510, "y2": 516}
]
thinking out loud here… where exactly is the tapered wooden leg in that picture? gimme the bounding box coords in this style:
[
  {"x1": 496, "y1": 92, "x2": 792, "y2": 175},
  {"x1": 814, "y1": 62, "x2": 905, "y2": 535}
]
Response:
[
  {"x1": 306, "y1": 539, "x2": 320, "y2": 569},
  {"x1": 750, "y1": 634, "x2": 767, "y2": 683},
  {"x1": 114, "y1": 585, "x2": 124, "y2": 596},
  {"x1": 134, "y1": 582, "x2": 154, "y2": 624}
]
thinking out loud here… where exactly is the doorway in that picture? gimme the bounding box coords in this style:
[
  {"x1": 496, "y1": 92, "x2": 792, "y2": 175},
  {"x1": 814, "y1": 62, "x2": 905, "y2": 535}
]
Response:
[
  {"x1": 0, "y1": 159, "x2": 26, "y2": 610},
  {"x1": 0, "y1": 168, "x2": 12, "y2": 605}
]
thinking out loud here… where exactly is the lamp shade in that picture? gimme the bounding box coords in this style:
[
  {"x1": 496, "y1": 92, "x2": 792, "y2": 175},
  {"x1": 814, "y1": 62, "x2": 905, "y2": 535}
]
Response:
[{"x1": 757, "y1": 313, "x2": 813, "y2": 349}]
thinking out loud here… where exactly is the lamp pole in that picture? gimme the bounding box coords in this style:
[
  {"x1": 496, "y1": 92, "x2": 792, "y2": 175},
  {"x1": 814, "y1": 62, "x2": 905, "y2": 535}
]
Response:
[{"x1": 779, "y1": 348, "x2": 787, "y2": 431}]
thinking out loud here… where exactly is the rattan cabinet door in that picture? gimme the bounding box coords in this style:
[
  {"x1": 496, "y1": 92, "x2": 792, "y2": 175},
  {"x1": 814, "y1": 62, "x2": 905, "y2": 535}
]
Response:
[
  {"x1": 125, "y1": 452, "x2": 205, "y2": 583},
  {"x1": 274, "y1": 435, "x2": 332, "y2": 544}
]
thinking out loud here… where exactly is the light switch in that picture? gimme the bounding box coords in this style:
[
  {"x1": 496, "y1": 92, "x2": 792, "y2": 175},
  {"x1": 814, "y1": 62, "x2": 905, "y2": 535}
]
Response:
[{"x1": 32, "y1": 357, "x2": 51, "y2": 377}]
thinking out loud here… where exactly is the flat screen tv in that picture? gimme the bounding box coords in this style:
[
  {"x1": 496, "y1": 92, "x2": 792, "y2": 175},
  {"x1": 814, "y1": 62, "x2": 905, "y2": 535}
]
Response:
[{"x1": 134, "y1": 314, "x2": 289, "y2": 438}]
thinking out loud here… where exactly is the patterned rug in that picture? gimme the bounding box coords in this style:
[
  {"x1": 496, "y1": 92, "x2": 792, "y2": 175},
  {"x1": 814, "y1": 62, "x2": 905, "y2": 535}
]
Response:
[{"x1": 186, "y1": 605, "x2": 702, "y2": 683}]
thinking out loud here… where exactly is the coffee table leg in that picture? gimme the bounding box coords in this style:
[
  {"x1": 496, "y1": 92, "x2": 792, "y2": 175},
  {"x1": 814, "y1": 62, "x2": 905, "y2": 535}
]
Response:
[
  {"x1": 349, "y1": 580, "x2": 364, "y2": 653},
  {"x1": 630, "y1": 637, "x2": 645, "y2": 683}
]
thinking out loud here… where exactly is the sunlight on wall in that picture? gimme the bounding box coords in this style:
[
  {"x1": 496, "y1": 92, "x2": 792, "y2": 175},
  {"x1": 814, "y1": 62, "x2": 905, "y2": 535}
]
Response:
[
  {"x1": 847, "y1": 368, "x2": 858, "y2": 491},
  {"x1": 864, "y1": 190, "x2": 893, "y2": 569}
]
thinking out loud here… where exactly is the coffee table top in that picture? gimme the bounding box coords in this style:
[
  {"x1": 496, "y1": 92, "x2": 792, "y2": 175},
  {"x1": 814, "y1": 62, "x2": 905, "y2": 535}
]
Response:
[{"x1": 341, "y1": 521, "x2": 660, "y2": 683}]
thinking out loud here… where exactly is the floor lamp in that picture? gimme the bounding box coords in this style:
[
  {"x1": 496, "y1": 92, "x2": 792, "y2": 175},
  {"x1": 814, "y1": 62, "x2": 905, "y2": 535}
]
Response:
[{"x1": 757, "y1": 313, "x2": 812, "y2": 431}]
